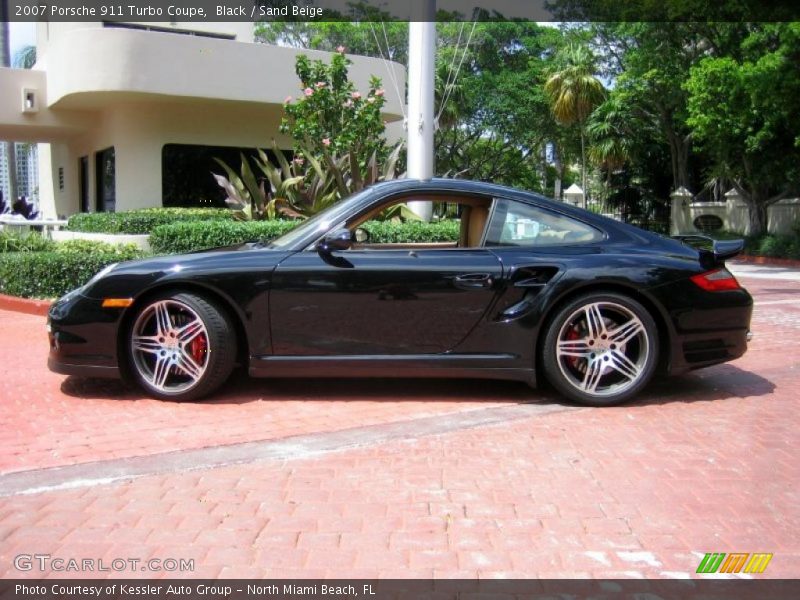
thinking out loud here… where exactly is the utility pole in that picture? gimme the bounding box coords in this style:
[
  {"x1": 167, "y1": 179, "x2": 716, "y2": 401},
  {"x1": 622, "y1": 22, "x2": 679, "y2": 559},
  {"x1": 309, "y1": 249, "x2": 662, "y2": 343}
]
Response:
[{"x1": 406, "y1": 0, "x2": 436, "y2": 221}]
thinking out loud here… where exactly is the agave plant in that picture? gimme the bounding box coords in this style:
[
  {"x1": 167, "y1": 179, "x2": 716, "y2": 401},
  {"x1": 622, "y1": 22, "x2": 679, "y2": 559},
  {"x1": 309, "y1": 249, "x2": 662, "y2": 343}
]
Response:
[
  {"x1": 213, "y1": 140, "x2": 406, "y2": 221},
  {"x1": 212, "y1": 147, "x2": 303, "y2": 221}
]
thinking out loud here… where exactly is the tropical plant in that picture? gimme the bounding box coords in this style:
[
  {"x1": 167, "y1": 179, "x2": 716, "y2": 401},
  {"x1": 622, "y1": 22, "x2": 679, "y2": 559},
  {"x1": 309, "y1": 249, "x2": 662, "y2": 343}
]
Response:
[
  {"x1": 586, "y1": 95, "x2": 633, "y2": 180},
  {"x1": 214, "y1": 51, "x2": 404, "y2": 220},
  {"x1": 213, "y1": 141, "x2": 403, "y2": 221},
  {"x1": 544, "y1": 43, "x2": 606, "y2": 205},
  {"x1": 13, "y1": 44, "x2": 36, "y2": 69}
]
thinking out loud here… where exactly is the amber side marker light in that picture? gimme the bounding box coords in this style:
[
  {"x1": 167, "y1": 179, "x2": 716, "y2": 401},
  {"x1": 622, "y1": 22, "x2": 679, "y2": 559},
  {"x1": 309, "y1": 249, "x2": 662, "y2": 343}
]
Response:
[
  {"x1": 690, "y1": 268, "x2": 742, "y2": 292},
  {"x1": 102, "y1": 298, "x2": 134, "y2": 308}
]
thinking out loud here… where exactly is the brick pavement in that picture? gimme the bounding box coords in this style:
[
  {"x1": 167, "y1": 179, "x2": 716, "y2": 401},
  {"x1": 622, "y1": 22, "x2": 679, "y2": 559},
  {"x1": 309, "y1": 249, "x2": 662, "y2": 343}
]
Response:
[
  {"x1": 0, "y1": 269, "x2": 797, "y2": 579},
  {"x1": 0, "y1": 312, "x2": 521, "y2": 473}
]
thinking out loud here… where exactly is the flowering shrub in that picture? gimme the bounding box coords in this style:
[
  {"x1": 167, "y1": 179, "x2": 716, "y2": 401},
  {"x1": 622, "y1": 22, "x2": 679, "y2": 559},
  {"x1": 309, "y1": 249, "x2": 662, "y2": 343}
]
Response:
[
  {"x1": 281, "y1": 50, "x2": 391, "y2": 195},
  {"x1": 214, "y1": 51, "x2": 402, "y2": 221}
]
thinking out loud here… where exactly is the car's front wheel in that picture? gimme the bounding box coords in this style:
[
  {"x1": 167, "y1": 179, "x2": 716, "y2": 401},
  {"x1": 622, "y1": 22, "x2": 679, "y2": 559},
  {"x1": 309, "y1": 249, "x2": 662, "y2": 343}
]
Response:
[
  {"x1": 127, "y1": 292, "x2": 236, "y2": 401},
  {"x1": 542, "y1": 292, "x2": 658, "y2": 406}
]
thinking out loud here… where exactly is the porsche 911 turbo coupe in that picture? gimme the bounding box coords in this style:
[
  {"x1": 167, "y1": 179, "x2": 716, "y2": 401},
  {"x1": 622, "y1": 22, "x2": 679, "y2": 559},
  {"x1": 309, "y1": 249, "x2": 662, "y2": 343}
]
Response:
[{"x1": 47, "y1": 179, "x2": 752, "y2": 406}]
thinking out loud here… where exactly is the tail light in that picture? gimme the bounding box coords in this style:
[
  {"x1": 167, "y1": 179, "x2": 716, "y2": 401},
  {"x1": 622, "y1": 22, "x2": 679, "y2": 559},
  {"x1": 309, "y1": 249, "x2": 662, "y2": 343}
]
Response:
[{"x1": 690, "y1": 268, "x2": 742, "y2": 292}]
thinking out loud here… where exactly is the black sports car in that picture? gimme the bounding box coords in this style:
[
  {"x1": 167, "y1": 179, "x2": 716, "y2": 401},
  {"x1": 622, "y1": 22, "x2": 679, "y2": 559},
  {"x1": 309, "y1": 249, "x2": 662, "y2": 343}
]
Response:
[{"x1": 47, "y1": 179, "x2": 752, "y2": 406}]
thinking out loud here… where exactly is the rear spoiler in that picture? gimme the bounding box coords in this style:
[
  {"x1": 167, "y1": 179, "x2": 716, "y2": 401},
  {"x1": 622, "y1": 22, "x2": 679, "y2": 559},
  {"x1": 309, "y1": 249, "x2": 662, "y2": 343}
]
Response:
[{"x1": 672, "y1": 235, "x2": 745, "y2": 264}]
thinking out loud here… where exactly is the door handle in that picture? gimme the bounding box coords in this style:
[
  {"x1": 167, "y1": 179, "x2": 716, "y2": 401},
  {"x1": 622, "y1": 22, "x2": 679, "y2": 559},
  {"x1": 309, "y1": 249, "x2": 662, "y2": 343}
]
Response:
[{"x1": 454, "y1": 273, "x2": 494, "y2": 289}]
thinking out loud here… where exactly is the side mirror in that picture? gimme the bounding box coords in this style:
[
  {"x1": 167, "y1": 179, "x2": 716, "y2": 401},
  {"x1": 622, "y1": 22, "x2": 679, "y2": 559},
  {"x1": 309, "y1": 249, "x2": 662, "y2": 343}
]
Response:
[{"x1": 318, "y1": 228, "x2": 353, "y2": 253}]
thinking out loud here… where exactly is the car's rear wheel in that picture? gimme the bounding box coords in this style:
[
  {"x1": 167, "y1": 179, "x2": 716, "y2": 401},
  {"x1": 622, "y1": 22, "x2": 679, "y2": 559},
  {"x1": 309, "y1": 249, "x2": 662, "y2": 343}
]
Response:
[
  {"x1": 542, "y1": 292, "x2": 658, "y2": 406},
  {"x1": 127, "y1": 292, "x2": 236, "y2": 401}
]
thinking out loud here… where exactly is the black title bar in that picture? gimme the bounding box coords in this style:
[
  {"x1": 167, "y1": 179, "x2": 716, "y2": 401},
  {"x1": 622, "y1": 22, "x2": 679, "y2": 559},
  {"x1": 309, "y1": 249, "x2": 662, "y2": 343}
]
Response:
[
  {"x1": 2, "y1": 579, "x2": 800, "y2": 600},
  {"x1": 4, "y1": 0, "x2": 800, "y2": 22}
]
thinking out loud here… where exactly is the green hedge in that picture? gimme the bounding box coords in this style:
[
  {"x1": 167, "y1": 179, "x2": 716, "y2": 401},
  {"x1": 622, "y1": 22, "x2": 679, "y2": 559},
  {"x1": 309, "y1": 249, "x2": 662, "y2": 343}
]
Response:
[
  {"x1": 0, "y1": 231, "x2": 56, "y2": 253},
  {"x1": 150, "y1": 220, "x2": 299, "y2": 254},
  {"x1": 744, "y1": 233, "x2": 800, "y2": 260},
  {"x1": 67, "y1": 207, "x2": 235, "y2": 234},
  {"x1": 360, "y1": 220, "x2": 460, "y2": 243},
  {"x1": 149, "y1": 219, "x2": 462, "y2": 254},
  {"x1": 711, "y1": 229, "x2": 800, "y2": 260},
  {"x1": 0, "y1": 243, "x2": 145, "y2": 299}
]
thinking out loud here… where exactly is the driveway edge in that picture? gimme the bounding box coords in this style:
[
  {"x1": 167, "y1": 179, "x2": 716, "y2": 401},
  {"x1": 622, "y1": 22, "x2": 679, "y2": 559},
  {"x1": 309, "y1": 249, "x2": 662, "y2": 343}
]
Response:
[{"x1": 0, "y1": 293, "x2": 51, "y2": 317}]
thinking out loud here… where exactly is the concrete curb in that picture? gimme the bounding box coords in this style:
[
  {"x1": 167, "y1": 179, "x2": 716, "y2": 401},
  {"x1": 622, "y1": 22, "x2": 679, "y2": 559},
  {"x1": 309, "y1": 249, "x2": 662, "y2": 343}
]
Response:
[{"x1": 0, "y1": 293, "x2": 51, "y2": 317}]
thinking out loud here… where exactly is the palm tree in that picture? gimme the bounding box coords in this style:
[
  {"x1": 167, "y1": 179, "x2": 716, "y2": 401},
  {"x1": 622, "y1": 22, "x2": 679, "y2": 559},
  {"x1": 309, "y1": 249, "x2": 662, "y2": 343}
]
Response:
[
  {"x1": 586, "y1": 96, "x2": 633, "y2": 183},
  {"x1": 13, "y1": 44, "x2": 36, "y2": 69},
  {"x1": 544, "y1": 43, "x2": 605, "y2": 207}
]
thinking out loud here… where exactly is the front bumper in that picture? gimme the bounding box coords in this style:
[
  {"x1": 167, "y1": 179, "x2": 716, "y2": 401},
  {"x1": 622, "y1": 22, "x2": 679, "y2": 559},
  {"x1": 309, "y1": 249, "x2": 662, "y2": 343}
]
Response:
[
  {"x1": 47, "y1": 291, "x2": 124, "y2": 379},
  {"x1": 47, "y1": 355, "x2": 120, "y2": 378}
]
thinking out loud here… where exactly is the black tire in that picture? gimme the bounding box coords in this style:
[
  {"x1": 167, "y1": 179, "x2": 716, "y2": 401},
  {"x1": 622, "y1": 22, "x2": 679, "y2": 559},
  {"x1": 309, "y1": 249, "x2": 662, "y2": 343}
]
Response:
[
  {"x1": 127, "y1": 291, "x2": 236, "y2": 401},
  {"x1": 541, "y1": 292, "x2": 659, "y2": 407}
]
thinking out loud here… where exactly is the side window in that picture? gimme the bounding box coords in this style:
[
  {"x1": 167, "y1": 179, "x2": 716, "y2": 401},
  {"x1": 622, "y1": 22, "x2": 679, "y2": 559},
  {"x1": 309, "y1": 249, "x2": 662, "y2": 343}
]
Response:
[
  {"x1": 484, "y1": 200, "x2": 603, "y2": 247},
  {"x1": 347, "y1": 195, "x2": 493, "y2": 248}
]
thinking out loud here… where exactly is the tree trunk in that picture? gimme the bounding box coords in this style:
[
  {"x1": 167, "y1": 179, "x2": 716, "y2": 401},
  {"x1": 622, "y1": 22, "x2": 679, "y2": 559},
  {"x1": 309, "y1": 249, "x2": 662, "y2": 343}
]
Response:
[
  {"x1": 746, "y1": 199, "x2": 768, "y2": 236},
  {"x1": 540, "y1": 143, "x2": 547, "y2": 193},
  {"x1": 665, "y1": 127, "x2": 691, "y2": 190},
  {"x1": 580, "y1": 129, "x2": 587, "y2": 209},
  {"x1": 552, "y1": 142, "x2": 562, "y2": 200}
]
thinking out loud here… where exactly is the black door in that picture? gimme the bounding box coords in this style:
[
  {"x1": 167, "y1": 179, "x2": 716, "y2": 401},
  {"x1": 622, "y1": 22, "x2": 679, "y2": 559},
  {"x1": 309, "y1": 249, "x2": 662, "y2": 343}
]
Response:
[
  {"x1": 95, "y1": 147, "x2": 115, "y2": 213},
  {"x1": 78, "y1": 156, "x2": 89, "y2": 213},
  {"x1": 270, "y1": 248, "x2": 503, "y2": 356}
]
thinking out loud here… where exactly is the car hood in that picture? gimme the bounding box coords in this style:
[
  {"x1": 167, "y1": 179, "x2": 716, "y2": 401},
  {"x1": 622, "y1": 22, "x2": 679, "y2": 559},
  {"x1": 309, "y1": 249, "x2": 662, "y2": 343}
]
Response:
[
  {"x1": 119, "y1": 242, "x2": 289, "y2": 272},
  {"x1": 82, "y1": 244, "x2": 293, "y2": 300}
]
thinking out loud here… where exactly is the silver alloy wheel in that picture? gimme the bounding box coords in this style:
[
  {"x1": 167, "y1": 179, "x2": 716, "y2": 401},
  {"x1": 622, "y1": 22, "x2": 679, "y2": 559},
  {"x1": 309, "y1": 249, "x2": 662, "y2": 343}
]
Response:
[
  {"x1": 555, "y1": 301, "x2": 650, "y2": 398},
  {"x1": 130, "y1": 299, "x2": 210, "y2": 394}
]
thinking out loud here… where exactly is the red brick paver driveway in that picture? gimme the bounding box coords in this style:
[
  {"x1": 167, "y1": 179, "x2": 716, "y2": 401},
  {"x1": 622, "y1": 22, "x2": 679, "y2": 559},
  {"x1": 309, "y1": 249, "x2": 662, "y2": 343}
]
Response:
[{"x1": 0, "y1": 265, "x2": 797, "y2": 579}]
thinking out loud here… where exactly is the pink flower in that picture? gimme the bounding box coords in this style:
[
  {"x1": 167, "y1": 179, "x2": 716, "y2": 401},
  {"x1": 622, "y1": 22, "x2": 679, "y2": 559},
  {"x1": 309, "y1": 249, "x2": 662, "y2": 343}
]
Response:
[
  {"x1": 336, "y1": 45, "x2": 345, "y2": 54},
  {"x1": 375, "y1": 88, "x2": 385, "y2": 97},
  {"x1": 351, "y1": 92, "x2": 361, "y2": 100},
  {"x1": 293, "y1": 156, "x2": 304, "y2": 165},
  {"x1": 284, "y1": 95, "x2": 293, "y2": 104},
  {"x1": 304, "y1": 87, "x2": 314, "y2": 96},
  {"x1": 322, "y1": 138, "x2": 331, "y2": 147},
  {"x1": 315, "y1": 81, "x2": 326, "y2": 88}
]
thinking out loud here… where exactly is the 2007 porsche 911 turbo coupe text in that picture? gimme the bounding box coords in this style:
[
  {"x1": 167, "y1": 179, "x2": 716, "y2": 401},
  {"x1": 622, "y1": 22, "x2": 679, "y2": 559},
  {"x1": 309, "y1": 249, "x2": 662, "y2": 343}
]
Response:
[{"x1": 47, "y1": 179, "x2": 752, "y2": 406}]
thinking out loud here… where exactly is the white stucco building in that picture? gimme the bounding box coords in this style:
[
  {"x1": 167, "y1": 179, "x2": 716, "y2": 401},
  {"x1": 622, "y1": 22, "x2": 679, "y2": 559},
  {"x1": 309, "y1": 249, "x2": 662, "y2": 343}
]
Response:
[{"x1": 0, "y1": 21, "x2": 405, "y2": 218}]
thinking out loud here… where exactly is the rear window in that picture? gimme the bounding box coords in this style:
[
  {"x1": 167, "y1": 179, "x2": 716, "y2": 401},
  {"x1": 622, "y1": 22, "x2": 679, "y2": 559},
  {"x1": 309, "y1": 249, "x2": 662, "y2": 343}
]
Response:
[{"x1": 484, "y1": 199, "x2": 603, "y2": 247}]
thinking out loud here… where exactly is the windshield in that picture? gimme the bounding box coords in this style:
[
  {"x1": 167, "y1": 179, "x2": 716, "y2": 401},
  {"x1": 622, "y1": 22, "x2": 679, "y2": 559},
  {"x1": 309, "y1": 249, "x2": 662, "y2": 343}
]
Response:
[{"x1": 264, "y1": 187, "x2": 375, "y2": 250}]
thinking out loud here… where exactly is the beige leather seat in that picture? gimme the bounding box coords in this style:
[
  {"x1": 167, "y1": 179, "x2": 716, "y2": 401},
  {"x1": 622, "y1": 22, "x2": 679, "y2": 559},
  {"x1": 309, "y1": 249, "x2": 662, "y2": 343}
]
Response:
[{"x1": 465, "y1": 206, "x2": 489, "y2": 248}]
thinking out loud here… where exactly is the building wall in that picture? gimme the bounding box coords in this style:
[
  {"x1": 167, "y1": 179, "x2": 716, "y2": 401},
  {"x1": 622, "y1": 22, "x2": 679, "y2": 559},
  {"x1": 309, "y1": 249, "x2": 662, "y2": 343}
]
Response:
[{"x1": 1, "y1": 23, "x2": 406, "y2": 218}]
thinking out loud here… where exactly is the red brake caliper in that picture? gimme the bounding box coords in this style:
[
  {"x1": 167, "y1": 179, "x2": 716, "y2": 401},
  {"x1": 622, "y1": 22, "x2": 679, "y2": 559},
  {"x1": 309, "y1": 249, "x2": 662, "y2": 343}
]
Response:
[
  {"x1": 190, "y1": 334, "x2": 207, "y2": 364},
  {"x1": 566, "y1": 325, "x2": 581, "y2": 369}
]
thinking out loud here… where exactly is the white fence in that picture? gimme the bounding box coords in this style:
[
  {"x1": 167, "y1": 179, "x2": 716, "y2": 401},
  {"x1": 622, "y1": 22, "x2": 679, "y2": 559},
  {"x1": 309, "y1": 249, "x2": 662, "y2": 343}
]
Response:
[{"x1": 671, "y1": 188, "x2": 800, "y2": 235}]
